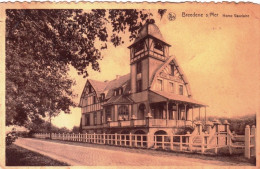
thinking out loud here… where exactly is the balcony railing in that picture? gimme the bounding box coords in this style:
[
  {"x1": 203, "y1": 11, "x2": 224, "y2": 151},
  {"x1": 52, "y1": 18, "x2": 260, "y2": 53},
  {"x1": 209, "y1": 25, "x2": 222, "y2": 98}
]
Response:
[
  {"x1": 109, "y1": 121, "x2": 119, "y2": 127},
  {"x1": 120, "y1": 121, "x2": 131, "y2": 127},
  {"x1": 134, "y1": 120, "x2": 146, "y2": 126},
  {"x1": 82, "y1": 119, "x2": 193, "y2": 129}
]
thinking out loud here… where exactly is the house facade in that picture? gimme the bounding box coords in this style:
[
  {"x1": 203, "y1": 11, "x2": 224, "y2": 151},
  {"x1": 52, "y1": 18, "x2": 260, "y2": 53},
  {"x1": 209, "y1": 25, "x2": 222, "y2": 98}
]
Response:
[{"x1": 79, "y1": 22, "x2": 207, "y2": 137}]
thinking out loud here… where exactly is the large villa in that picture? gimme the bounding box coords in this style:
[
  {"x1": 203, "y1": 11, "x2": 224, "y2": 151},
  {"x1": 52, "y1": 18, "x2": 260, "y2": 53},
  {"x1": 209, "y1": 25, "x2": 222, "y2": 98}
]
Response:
[{"x1": 79, "y1": 21, "x2": 207, "y2": 136}]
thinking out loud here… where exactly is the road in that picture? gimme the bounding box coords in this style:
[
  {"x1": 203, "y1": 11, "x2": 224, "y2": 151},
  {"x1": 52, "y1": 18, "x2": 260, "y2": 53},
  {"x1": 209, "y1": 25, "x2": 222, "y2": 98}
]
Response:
[{"x1": 15, "y1": 138, "x2": 242, "y2": 166}]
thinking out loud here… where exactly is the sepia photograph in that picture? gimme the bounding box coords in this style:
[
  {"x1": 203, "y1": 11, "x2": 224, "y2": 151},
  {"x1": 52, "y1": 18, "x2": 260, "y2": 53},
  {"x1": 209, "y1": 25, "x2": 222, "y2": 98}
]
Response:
[{"x1": 0, "y1": 2, "x2": 259, "y2": 168}]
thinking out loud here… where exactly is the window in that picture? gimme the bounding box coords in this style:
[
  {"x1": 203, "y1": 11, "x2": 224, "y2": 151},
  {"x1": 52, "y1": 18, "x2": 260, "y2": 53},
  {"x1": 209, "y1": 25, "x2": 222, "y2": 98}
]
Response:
[
  {"x1": 93, "y1": 112, "x2": 97, "y2": 125},
  {"x1": 88, "y1": 86, "x2": 92, "y2": 93},
  {"x1": 136, "y1": 61, "x2": 142, "y2": 74},
  {"x1": 169, "y1": 82, "x2": 174, "y2": 93},
  {"x1": 179, "y1": 85, "x2": 183, "y2": 95},
  {"x1": 157, "y1": 79, "x2": 163, "y2": 91},
  {"x1": 93, "y1": 96, "x2": 96, "y2": 104},
  {"x1": 105, "y1": 108, "x2": 111, "y2": 122},
  {"x1": 154, "y1": 40, "x2": 164, "y2": 51},
  {"x1": 170, "y1": 65, "x2": 174, "y2": 76},
  {"x1": 101, "y1": 112, "x2": 104, "y2": 124},
  {"x1": 85, "y1": 114, "x2": 90, "y2": 126},
  {"x1": 114, "y1": 88, "x2": 123, "y2": 96},
  {"x1": 137, "y1": 80, "x2": 142, "y2": 93},
  {"x1": 118, "y1": 106, "x2": 129, "y2": 120},
  {"x1": 135, "y1": 40, "x2": 144, "y2": 53}
]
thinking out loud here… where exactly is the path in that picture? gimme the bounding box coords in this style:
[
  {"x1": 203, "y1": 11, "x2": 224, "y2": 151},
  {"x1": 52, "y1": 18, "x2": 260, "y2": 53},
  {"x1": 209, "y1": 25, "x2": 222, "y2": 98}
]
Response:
[{"x1": 14, "y1": 138, "x2": 245, "y2": 166}]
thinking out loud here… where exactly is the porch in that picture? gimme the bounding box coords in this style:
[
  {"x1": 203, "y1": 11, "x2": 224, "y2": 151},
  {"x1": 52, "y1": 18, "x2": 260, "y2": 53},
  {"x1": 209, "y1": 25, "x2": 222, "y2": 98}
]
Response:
[{"x1": 147, "y1": 90, "x2": 208, "y2": 126}]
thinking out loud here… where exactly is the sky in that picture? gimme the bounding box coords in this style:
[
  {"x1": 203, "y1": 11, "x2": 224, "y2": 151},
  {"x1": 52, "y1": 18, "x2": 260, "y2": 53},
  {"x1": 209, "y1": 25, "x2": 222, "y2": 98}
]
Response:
[{"x1": 52, "y1": 4, "x2": 260, "y2": 129}]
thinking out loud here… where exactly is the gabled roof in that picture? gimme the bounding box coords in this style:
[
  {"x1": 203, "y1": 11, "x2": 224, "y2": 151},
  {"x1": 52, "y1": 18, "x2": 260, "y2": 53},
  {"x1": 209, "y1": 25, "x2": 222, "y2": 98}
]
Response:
[
  {"x1": 149, "y1": 55, "x2": 193, "y2": 98},
  {"x1": 104, "y1": 95, "x2": 134, "y2": 106},
  {"x1": 128, "y1": 23, "x2": 170, "y2": 48},
  {"x1": 79, "y1": 73, "x2": 131, "y2": 107},
  {"x1": 88, "y1": 79, "x2": 107, "y2": 96}
]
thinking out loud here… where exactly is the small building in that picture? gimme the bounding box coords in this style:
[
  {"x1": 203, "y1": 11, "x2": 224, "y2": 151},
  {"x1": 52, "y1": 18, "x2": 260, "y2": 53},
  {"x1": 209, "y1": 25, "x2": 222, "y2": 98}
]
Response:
[{"x1": 79, "y1": 22, "x2": 207, "y2": 137}]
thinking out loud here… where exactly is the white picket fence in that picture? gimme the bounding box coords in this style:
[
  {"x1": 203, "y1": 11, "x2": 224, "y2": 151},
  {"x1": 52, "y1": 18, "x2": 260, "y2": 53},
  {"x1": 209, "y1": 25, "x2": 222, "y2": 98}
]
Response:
[
  {"x1": 34, "y1": 125, "x2": 256, "y2": 158},
  {"x1": 34, "y1": 132, "x2": 229, "y2": 154}
]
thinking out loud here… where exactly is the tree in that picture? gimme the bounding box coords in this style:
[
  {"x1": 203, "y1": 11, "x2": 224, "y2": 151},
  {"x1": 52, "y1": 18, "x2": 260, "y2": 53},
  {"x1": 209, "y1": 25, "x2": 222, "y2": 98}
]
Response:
[
  {"x1": 6, "y1": 9, "x2": 164, "y2": 126},
  {"x1": 71, "y1": 126, "x2": 80, "y2": 134}
]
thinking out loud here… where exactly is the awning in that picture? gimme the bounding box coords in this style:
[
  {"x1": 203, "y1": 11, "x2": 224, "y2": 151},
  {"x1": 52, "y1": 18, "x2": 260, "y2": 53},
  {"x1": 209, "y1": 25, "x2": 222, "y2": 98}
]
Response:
[{"x1": 150, "y1": 90, "x2": 207, "y2": 107}]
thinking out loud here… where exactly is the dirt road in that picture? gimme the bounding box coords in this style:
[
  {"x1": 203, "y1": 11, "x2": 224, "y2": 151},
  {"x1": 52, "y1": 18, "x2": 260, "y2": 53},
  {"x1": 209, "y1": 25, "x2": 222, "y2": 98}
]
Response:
[{"x1": 14, "y1": 138, "x2": 247, "y2": 166}]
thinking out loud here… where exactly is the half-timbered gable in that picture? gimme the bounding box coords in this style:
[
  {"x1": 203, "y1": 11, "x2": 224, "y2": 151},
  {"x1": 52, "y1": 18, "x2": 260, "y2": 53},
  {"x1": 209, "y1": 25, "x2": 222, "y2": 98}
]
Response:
[{"x1": 150, "y1": 55, "x2": 192, "y2": 97}]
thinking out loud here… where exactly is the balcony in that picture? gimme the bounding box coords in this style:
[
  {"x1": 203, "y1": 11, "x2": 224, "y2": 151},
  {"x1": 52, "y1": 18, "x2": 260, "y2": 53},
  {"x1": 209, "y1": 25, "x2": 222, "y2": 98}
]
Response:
[
  {"x1": 109, "y1": 121, "x2": 119, "y2": 127},
  {"x1": 83, "y1": 119, "x2": 193, "y2": 129},
  {"x1": 150, "y1": 119, "x2": 193, "y2": 128},
  {"x1": 120, "y1": 121, "x2": 131, "y2": 127},
  {"x1": 133, "y1": 120, "x2": 146, "y2": 126}
]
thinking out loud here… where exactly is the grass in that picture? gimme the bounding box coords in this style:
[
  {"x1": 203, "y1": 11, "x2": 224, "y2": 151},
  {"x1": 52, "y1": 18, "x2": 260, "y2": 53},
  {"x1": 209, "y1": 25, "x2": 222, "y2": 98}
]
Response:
[
  {"x1": 35, "y1": 138, "x2": 256, "y2": 166},
  {"x1": 6, "y1": 144, "x2": 69, "y2": 166}
]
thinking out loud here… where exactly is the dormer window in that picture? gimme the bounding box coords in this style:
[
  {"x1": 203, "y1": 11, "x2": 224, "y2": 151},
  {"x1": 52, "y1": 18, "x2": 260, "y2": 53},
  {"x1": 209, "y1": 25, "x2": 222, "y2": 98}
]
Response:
[
  {"x1": 154, "y1": 40, "x2": 164, "y2": 52},
  {"x1": 114, "y1": 88, "x2": 123, "y2": 96}
]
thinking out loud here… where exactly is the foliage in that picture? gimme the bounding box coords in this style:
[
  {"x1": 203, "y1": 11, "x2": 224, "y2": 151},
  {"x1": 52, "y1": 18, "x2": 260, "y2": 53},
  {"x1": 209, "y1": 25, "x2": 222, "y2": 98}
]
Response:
[
  {"x1": 6, "y1": 9, "x2": 155, "y2": 126},
  {"x1": 72, "y1": 126, "x2": 80, "y2": 134},
  {"x1": 26, "y1": 120, "x2": 71, "y2": 136},
  {"x1": 200, "y1": 114, "x2": 256, "y2": 135},
  {"x1": 158, "y1": 9, "x2": 167, "y2": 20}
]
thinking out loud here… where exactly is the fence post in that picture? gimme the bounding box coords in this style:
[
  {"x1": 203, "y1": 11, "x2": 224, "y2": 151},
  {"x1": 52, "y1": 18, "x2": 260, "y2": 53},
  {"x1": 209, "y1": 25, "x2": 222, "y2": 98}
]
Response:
[
  {"x1": 141, "y1": 135, "x2": 143, "y2": 147},
  {"x1": 251, "y1": 125, "x2": 256, "y2": 157},
  {"x1": 125, "y1": 134, "x2": 127, "y2": 146},
  {"x1": 215, "y1": 134, "x2": 218, "y2": 154},
  {"x1": 135, "y1": 135, "x2": 137, "y2": 147},
  {"x1": 154, "y1": 135, "x2": 157, "y2": 149},
  {"x1": 103, "y1": 133, "x2": 105, "y2": 144},
  {"x1": 93, "y1": 133, "x2": 96, "y2": 143},
  {"x1": 162, "y1": 136, "x2": 165, "y2": 150},
  {"x1": 187, "y1": 132, "x2": 192, "y2": 151},
  {"x1": 245, "y1": 125, "x2": 250, "y2": 159},
  {"x1": 170, "y1": 134, "x2": 173, "y2": 150},
  {"x1": 228, "y1": 133, "x2": 233, "y2": 155},
  {"x1": 180, "y1": 136, "x2": 183, "y2": 151},
  {"x1": 129, "y1": 133, "x2": 132, "y2": 147},
  {"x1": 119, "y1": 134, "x2": 122, "y2": 146},
  {"x1": 201, "y1": 136, "x2": 205, "y2": 153},
  {"x1": 115, "y1": 133, "x2": 117, "y2": 145}
]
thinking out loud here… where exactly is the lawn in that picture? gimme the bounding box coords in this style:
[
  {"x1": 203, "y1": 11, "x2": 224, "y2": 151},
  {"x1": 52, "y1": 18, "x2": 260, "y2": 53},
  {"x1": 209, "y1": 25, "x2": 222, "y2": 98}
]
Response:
[{"x1": 6, "y1": 144, "x2": 69, "y2": 166}]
